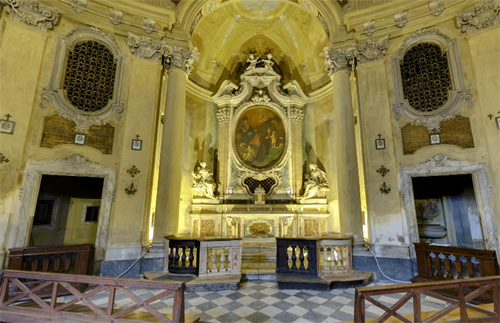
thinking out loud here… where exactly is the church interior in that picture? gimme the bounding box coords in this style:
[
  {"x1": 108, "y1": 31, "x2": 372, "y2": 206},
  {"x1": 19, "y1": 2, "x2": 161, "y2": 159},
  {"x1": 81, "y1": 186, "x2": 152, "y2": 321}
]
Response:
[{"x1": 0, "y1": 0, "x2": 499, "y2": 317}]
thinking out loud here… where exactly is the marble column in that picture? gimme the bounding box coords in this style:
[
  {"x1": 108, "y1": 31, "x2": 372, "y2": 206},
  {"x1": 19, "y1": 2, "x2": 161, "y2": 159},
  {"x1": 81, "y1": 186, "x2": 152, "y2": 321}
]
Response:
[
  {"x1": 324, "y1": 47, "x2": 364, "y2": 243},
  {"x1": 290, "y1": 107, "x2": 304, "y2": 196},
  {"x1": 153, "y1": 46, "x2": 198, "y2": 245},
  {"x1": 216, "y1": 107, "x2": 231, "y2": 196}
]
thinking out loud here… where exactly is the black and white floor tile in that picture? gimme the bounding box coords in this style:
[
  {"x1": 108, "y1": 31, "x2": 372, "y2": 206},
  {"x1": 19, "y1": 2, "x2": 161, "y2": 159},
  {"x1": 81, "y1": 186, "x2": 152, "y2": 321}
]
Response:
[{"x1": 60, "y1": 280, "x2": 447, "y2": 322}]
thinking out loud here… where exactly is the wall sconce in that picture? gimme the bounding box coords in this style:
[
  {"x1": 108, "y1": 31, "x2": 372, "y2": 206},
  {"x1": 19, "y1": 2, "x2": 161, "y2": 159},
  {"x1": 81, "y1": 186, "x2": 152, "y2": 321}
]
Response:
[
  {"x1": 379, "y1": 182, "x2": 391, "y2": 194},
  {"x1": 132, "y1": 134, "x2": 142, "y2": 150},
  {"x1": 0, "y1": 114, "x2": 15, "y2": 134},
  {"x1": 226, "y1": 187, "x2": 234, "y2": 195},
  {"x1": 125, "y1": 183, "x2": 137, "y2": 195},
  {"x1": 375, "y1": 133, "x2": 385, "y2": 150}
]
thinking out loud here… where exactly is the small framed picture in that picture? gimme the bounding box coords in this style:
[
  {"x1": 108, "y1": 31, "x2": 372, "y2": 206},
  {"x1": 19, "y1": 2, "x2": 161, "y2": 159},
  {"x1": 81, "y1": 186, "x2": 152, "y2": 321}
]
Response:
[
  {"x1": 131, "y1": 139, "x2": 142, "y2": 151},
  {"x1": 375, "y1": 139, "x2": 385, "y2": 150},
  {"x1": 74, "y1": 133, "x2": 87, "y2": 145},
  {"x1": 429, "y1": 133, "x2": 441, "y2": 145},
  {"x1": 0, "y1": 120, "x2": 15, "y2": 134},
  {"x1": 496, "y1": 117, "x2": 500, "y2": 130}
]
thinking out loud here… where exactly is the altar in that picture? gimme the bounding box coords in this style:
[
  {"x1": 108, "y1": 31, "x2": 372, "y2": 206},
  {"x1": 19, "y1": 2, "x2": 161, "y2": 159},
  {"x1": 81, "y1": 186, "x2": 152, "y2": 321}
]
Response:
[{"x1": 187, "y1": 54, "x2": 332, "y2": 241}]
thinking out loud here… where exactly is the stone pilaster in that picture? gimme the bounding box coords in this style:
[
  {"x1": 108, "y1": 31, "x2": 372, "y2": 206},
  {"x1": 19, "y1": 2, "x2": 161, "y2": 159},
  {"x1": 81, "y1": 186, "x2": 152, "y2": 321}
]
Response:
[
  {"x1": 216, "y1": 107, "x2": 231, "y2": 196},
  {"x1": 290, "y1": 107, "x2": 304, "y2": 196},
  {"x1": 153, "y1": 46, "x2": 198, "y2": 244}
]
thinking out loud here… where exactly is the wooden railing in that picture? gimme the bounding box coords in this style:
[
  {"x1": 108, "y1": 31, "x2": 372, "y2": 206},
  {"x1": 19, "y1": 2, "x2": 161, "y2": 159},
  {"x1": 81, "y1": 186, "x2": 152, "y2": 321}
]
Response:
[
  {"x1": 7, "y1": 244, "x2": 94, "y2": 298},
  {"x1": 413, "y1": 243, "x2": 499, "y2": 281},
  {"x1": 276, "y1": 238, "x2": 318, "y2": 276},
  {"x1": 165, "y1": 237, "x2": 242, "y2": 277},
  {"x1": 0, "y1": 270, "x2": 198, "y2": 323},
  {"x1": 354, "y1": 276, "x2": 500, "y2": 322},
  {"x1": 8, "y1": 244, "x2": 93, "y2": 275},
  {"x1": 319, "y1": 238, "x2": 353, "y2": 274}
]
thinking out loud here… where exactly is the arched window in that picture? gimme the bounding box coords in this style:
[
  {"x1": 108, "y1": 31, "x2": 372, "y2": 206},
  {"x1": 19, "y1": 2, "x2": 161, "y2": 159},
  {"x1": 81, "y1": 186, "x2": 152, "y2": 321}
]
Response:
[
  {"x1": 392, "y1": 29, "x2": 470, "y2": 131},
  {"x1": 42, "y1": 27, "x2": 124, "y2": 130}
]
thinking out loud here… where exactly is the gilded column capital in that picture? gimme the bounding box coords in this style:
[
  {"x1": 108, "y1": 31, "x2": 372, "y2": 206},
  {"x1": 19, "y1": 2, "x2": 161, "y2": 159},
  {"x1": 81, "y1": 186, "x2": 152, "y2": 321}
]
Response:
[
  {"x1": 163, "y1": 46, "x2": 199, "y2": 74},
  {"x1": 1, "y1": 0, "x2": 59, "y2": 32},
  {"x1": 456, "y1": 0, "x2": 500, "y2": 34},
  {"x1": 128, "y1": 33, "x2": 164, "y2": 63},
  {"x1": 322, "y1": 46, "x2": 356, "y2": 76},
  {"x1": 216, "y1": 107, "x2": 231, "y2": 122},
  {"x1": 354, "y1": 36, "x2": 389, "y2": 64},
  {"x1": 289, "y1": 107, "x2": 304, "y2": 123}
]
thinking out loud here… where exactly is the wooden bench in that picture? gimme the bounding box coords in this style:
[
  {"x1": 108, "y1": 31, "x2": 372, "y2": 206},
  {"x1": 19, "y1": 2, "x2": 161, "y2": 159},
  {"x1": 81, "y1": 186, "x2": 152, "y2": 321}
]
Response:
[
  {"x1": 354, "y1": 276, "x2": 500, "y2": 322},
  {"x1": 0, "y1": 270, "x2": 199, "y2": 323}
]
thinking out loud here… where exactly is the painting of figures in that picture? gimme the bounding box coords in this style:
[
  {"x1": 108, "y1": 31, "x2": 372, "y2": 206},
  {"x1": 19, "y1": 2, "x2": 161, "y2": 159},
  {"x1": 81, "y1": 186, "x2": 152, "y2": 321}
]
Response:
[{"x1": 234, "y1": 107, "x2": 286, "y2": 169}]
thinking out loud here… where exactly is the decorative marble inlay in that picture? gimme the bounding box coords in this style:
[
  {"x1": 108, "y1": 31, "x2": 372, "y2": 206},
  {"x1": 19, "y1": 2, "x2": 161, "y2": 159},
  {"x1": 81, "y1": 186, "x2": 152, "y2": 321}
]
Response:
[
  {"x1": 1, "y1": 0, "x2": 59, "y2": 32},
  {"x1": 304, "y1": 219, "x2": 319, "y2": 236},
  {"x1": 163, "y1": 46, "x2": 199, "y2": 74},
  {"x1": 200, "y1": 219, "x2": 215, "y2": 237},
  {"x1": 248, "y1": 222, "x2": 271, "y2": 236},
  {"x1": 379, "y1": 182, "x2": 391, "y2": 194},
  {"x1": 456, "y1": 0, "x2": 500, "y2": 34},
  {"x1": 126, "y1": 165, "x2": 140, "y2": 177},
  {"x1": 128, "y1": 33, "x2": 164, "y2": 63}
]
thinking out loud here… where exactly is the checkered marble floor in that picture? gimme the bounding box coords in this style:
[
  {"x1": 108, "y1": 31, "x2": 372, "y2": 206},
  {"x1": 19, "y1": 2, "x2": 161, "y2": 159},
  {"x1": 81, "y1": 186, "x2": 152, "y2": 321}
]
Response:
[{"x1": 58, "y1": 279, "x2": 449, "y2": 323}]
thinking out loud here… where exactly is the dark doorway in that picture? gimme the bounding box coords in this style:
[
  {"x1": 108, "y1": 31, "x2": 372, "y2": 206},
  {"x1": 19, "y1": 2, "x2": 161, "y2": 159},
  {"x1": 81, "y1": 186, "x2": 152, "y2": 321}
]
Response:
[
  {"x1": 31, "y1": 175, "x2": 104, "y2": 247},
  {"x1": 412, "y1": 174, "x2": 484, "y2": 249}
]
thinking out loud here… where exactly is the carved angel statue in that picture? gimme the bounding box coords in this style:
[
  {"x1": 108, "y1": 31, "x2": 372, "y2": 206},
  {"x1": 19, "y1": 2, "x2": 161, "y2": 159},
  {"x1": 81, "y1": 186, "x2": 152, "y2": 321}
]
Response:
[
  {"x1": 192, "y1": 161, "x2": 216, "y2": 199},
  {"x1": 302, "y1": 163, "x2": 329, "y2": 200},
  {"x1": 262, "y1": 53, "x2": 274, "y2": 70},
  {"x1": 246, "y1": 53, "x2": 259, "y2": 71}
]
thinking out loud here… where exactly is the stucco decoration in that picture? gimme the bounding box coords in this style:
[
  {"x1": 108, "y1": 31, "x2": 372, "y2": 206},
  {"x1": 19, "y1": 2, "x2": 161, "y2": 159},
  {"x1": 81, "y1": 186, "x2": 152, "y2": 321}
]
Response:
[
  {"x1": 128, "y1": 33, "x2": 164, "y2": 63},
  {"x1": 1, "y1": 0, "x2": 59, "y2": 32},
  {"x1": 456, "y1": 0, "x2": 500, "y2": 34},
  {"x1": 363, "y1": 20, "x2": 375, "y2": 36},
  {"x1": 41, "y1": 27, "x2": 125, "y2": 131},
  {"x1": 323, "y1": 36, "x2": 388, "y2": 75},
  {"x1": 7, "y1": 154, "x2": 116, "y2": 261},
  {"x1": 70, "y1": 0, "x2": 87, "y2": 13},
  {"x1": 429, "y1": 0, "x2": 444, "y2": 16},
  {"x1": 355, "y1": 36, "x2": 389, "y2": 64},
  {"x1": 394, "y1": 10, "x2": 408, "y2": 28},
  {"x1": 163, "y1": 46, "x2": 199, "y2": 75},
  {"x1": 143, "y1": 18, "x2": 155, "y2": 34},
  {"x1": 108, "y1": 7, "x2": 123, "y2": 25},
  {"x1": 392, "y1": 29, "x2": 471, "y2": 131},
  {"x1": 400, "y1": 155, "x2": 499, "y2": 257}
]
